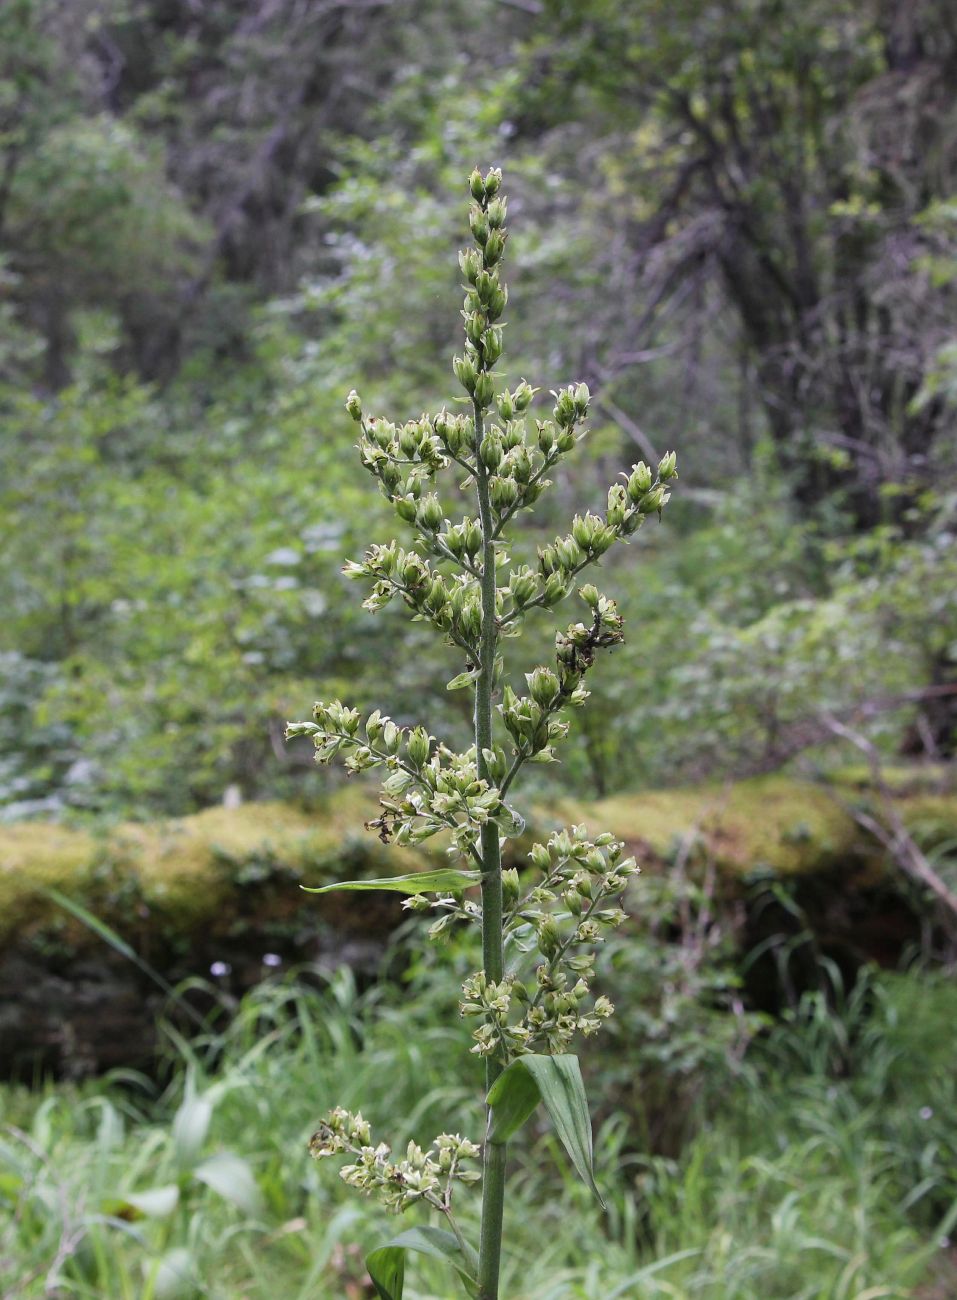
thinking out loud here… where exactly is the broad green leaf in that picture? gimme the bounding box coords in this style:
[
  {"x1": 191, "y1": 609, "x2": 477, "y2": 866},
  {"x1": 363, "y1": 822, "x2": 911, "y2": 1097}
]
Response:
[
  {"x1": 391, "y1": 1226, "x2": 478, "y2": 1295},
  {"x1": 105, "y1": 1185, "x2": 179, "y2": 1220},
  {"x1": 171, "y1": 1092, "x2": 212, "y2": 1170},
  {"x1": 486, "y1": 1060, "x2": 541, "y2": 1145},
  {"x1": 302, "y1": 869, "x2": 480, "y2": 895},
  {"x1": 366, "y1": 1225, "x2": 478, "y2": 1300},
  {"x1": 193, "y1": 1151, "x2": 264, "y2": 1216},
  {"x1": 487, "y1": 1054, "x2": 604, "y2": 1206},
  {"x1": 150, "y1": 1247, "x2": 195, "y2": 1300},
  {"x1": 366, "y1": 1243, "x2": 405, "y2": 1300}
]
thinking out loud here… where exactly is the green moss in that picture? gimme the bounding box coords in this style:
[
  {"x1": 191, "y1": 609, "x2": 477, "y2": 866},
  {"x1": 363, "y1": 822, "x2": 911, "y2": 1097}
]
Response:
[
  {"x1": 0, "y1": 822, "x2": 97, "y2": 937},
  {"x1": 3, "y1": 774, "x2": 955, "y2": 945},
  {"x1": 0, "y1": 788, "x2": 419, "y2": 945},
  {"x1": 550, "y1": 774, "x2": 955, "y2": 882}
]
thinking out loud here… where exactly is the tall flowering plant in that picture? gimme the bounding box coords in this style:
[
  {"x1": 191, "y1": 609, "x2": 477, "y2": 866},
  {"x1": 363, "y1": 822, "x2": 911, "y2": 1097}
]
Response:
[{"x1": 287, "y1": 168, "x2": 677, "y2": 1300}]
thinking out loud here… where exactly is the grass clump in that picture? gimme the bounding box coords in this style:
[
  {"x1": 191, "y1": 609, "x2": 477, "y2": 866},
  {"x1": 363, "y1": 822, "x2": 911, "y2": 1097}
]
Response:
[{"x1": 2, "y1": 960, "x2": 955, "y2": 1299}]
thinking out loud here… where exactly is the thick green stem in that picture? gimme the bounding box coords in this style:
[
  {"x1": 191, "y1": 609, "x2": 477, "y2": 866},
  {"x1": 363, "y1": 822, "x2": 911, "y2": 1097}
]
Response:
[{"x1": 473, "y1": 397, "x2": 506, "y2": 1300}]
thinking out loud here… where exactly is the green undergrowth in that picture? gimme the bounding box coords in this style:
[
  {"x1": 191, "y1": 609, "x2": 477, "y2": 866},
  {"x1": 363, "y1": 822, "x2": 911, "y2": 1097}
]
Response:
[
  {"x1": 3, "y1": 773, "x2": 955, "y2": 952},
  {"x1": 2, "y1": 961, "x2": 955, "y2": 1299}
]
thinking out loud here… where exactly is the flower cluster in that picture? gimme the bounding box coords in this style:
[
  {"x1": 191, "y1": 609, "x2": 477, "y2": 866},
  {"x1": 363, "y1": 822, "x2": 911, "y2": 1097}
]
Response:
[
  {"x1": 288, "y1": 171, "x2": 678, "y2": 1277},
  {"x1": 457, "y1": 826, "x2": 638, "y2": 1058},
  {"x1": 310, "y1": 1108, "x2": 480, "y2": 1214},
  {"x1": 286, "y1": 703, "x2": 524, "y2": 857}
]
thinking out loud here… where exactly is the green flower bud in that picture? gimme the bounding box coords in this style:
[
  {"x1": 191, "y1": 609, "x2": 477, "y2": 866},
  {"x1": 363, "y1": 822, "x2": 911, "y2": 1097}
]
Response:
[
  {"x1": 490, "y1": 475, "x2": 519, "y2": 510},
  {"x1": 496, "y1": 390, "x2": 515, "y2": 422},
  {"x1": 345, "y1": 390, "x2": 362, "y2": 421},
  {"x1": 436, "y1": 411, "x2": 462, "y2": 455},
  {"x1": 480, "y1": 432, "x2": 504, "y2": 469},
  {"x1": 481, "y1": 326, "x2": 503, "y2": 365},
  {"x1": 469, "y1": 168, "x2": 486, "y2": 201},
  {"x1": 407, "y1": 726, "x2": 430, "y2": 768},
  {"x1": 626, "y1": 462, "x2": 653, "y2": 501},
  {"x1": 465, "y1": 311, "x2": 485, "y2": 344},
  {"x1": 556, "y1": 536, "x2": 582, "y2": 569},
  {"x1": 383, "y1": 720, "x2": 400, "y2": 753},
  {"x1": 483, "y1": 229, "x2": 505, "y2": 266},
  {"x1": 460, "y1": 598, "x2": 482, "y2": 639},
  {"x1": 537, "y1": 915, "x2": 561, "y2": 958},
  {"x1": 537, "y1": 421, "x2": 555, "y2": 453},
  {"x1": 553, "y1": 387, "x2": 577, "y2": 428},
  {"x1": 565, "y1": 890, "x2": 584, "y2": 916},
  {"x1": 502, "y1": 868, "x2": 520, "y2": 906},
  {"x1": 606, "y1": 484, "x2": 628, "y2": 528},
  {"x1": 487, "y1": 197, "x2": 507, "y2": 228},
  {"x1": 458, "y1": 247, "x2": 481, "y2": 283},
  {"x1": 527, "y1": 666, "x2": 560, "y2": 707},
  {"x1": 474, "y1": 270, "x2": 497, "y2": 306},
  {"x1": 574, "y1": 382, "x2": 590, "y2": 415},
  {"x1": 542, "y1": 572, "x2": 570, "y2": 606},
  {"x1": 402, "y1": 558, "x2": 425, "y2": 589},
  {"x1": 579, "y1": 583, "x2": 600, "y2": 608},
  {"x1": 530, "y1": 842, "x2": 551, "y2": 871},
  {"x1": 571, "y1": 514, "x2": 595, "y2": 550},
  {"x1": 417, "y1": 494, "x2": 443, "y2": 531},
  {"x1": 474, "y1": 372, "x2": 495, "y2": 408},
  {"x1": 556, "y1": 428, "x2": 576, "y2": 452},
  {"x1": 509, "y1": 569, "x2": 538, "y2": 606},
  {"x1": 426, "y1": 576, "x2": 448, "y2": 611},
  {"x1": 487, "y1": 284, "x2": 507, "y2": 320},
  {"x1": 395, "y1": 496, "x2": 418, "y2": 523},
  {"x1": 538, "y1": 543, "x2": 558, "y2": 575},
  {"x1": 453, "y1": 354, "x2": 478, "y2": 393},
  {"x1": 637, "y1": 485, "x2": 667, "y2": 514},
  {"x1": 469, "y1": 206, "x2": 490, "y2": 245},
  {"x1": 483, "y1": 167, "x2": 502, "y2": 196},
  {"x1": 591, "y1": 525, "x2": 616, "y2": 555},
  {"x1": 658, "y1": 450, "x2": 678, "y2": 480}
]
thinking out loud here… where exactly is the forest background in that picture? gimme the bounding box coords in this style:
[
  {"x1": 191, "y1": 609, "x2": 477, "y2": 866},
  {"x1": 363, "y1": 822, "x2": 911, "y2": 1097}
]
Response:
[{"x1": 2, "y1": 2, "x2": 957, "y2": 1297}]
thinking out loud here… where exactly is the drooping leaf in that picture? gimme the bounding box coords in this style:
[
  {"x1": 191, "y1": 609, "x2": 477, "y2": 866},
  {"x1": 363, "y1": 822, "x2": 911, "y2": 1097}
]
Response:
[
  {"x1": 486, "y1": 1053, "x2": 604, "y2": 1206},
  {"x1": 302, "y1": 869, "x2": 480, "y2": 896},
  {"x1": 151, "y1": 1247, "x2": 196, "y2": 1300},
  {"x1": 43, "y1": 887, "x2": 204, "y2": 1026},
  {"x1": 366, "y1": 1225, "x2": 478, "y2": 1300},
  {"x1": 105, "y1": 1184, "x2": 179, "y2": 1220},
  {"x1": 171, "y1": 1091, "x2": 212, "y2": 1170},
  {"x1": 193, "y1": 1151, "x2": 264, "y2": 1216},
  {"x1": 390, "y1": 1226, "x2": 478, "y2": 1295}
]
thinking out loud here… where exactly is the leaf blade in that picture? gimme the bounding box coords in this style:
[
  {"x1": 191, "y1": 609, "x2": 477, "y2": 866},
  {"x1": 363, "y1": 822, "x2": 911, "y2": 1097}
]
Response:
[
  {"x1": 193, "y1": 1151, "x2": 264, "y2": 1216},
  {"x1": 365, "y1": 1244, "x2": 405, "y2": 1300},
  {"x1": 486, "y1": 1053, "x2": 604, "y2": 1207},
  {"x1": 366, "y1": 1225, "x2": 478, "y2": 1300},
  {"x1": 301, "y1": 869, "x2": 480, "y2": 896},
  {"x1": 389, "y1": 1226, "x2": 478, "y2": 1295}
]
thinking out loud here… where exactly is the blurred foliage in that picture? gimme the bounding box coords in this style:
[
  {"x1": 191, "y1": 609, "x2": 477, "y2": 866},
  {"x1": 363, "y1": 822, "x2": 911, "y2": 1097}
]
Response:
[{"x1": 1, "y1": 0, "x2": 955, "y2": 817}]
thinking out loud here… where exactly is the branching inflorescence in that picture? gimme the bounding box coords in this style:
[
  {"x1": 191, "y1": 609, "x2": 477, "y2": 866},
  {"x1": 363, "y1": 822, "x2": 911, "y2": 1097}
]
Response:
[{"x1": 287, "y1": 167, "x2": 676, "y2": 1300}]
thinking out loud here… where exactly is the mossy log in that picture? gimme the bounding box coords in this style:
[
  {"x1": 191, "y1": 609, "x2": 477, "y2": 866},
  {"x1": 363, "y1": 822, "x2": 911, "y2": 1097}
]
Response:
[{"x1": 1, "y1": 772, "x2": 953, "y2": 1076}]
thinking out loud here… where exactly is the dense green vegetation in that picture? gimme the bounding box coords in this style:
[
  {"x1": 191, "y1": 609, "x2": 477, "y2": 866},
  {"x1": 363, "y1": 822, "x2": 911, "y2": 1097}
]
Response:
[
  {"x1": 3, "y1": 958, "x2": 957, "y2": 1297},
  {"x1": 2, "y1": 1, "x2": 956, "y2": 1295},
  {"x1": 2, "y1": 0, "x2": 956, "y2": 818}
]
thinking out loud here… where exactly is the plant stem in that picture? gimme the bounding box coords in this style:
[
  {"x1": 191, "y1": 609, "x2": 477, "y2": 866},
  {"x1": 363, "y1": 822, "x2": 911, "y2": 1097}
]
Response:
[{"x1": 473, "y1": 397, "x2": 506, "y2": 1300}]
